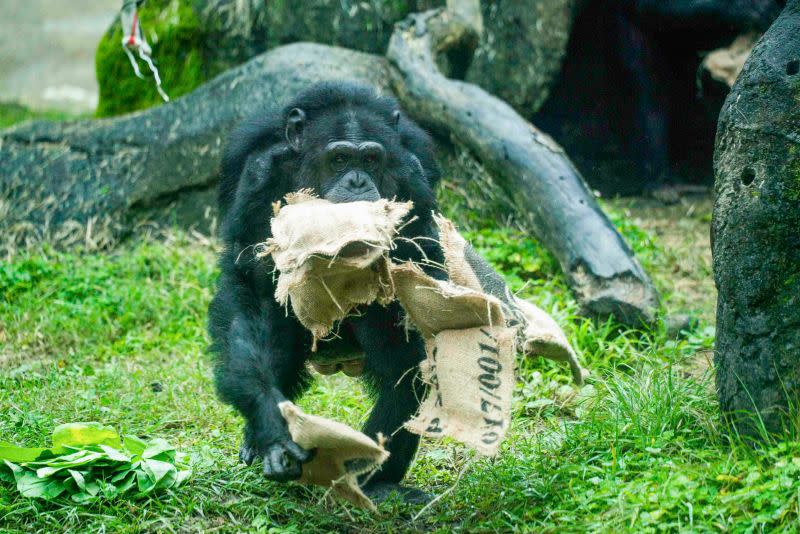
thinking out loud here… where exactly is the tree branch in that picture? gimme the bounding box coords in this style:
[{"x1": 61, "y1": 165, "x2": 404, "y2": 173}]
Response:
[{"x1": 387, "y1": 6, "x2": 658, "y2": 324}]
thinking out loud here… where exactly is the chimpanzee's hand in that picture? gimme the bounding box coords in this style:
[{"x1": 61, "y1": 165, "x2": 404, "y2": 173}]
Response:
[
  {"x1": 262, "y1": 439, "x2": 314, "y2": 481},
  {"x1": 239, "y1": 431, "x2": 314, "y2": 482}
]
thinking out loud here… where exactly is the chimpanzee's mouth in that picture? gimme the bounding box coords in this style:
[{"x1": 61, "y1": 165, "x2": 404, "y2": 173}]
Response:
[{"x1": 337, "y1": 241, "x2": 374, "y2": 258}]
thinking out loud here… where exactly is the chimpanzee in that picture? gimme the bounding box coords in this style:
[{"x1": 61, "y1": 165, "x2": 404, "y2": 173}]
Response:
[{"x1": 208, "y1": 82, "x2": 445, "y2": 503}]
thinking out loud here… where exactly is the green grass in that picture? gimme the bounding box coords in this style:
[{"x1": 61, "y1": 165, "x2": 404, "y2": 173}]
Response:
[
  {"x1": 0, "y1": 103, "x2": 80, "y2": 129},
  {"x1": 1, "y1": 196, "x2": 799, "y2": 532}
]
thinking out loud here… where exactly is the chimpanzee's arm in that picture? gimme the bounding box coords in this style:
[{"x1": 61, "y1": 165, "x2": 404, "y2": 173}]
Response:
[
  {"x1": 212, "y1": 137, "x2": 313, "y2": 481},
  {"x1": 210, "y1": 274, "x2": 314, "y2": 481},
  {"x1": 221, "y1": 143, "x2": 293, "y2": 246}
]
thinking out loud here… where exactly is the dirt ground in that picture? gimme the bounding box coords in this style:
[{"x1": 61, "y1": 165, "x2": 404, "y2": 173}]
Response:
[
  {"x1": 0, "y1": 0, "x2": 118, "y2": 112},
  {"x1": 609, "y1": 194, "x2": 716, "y2": 323}
]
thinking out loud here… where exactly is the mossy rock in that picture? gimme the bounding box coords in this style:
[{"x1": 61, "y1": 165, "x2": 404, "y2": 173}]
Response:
[
  {"x1": 95, "y1": 0, "x2": 418, "y2": 117},
  {"x1": 96, "y1": 0, "x2": 207, "y2": 117},
  {"x1": 712, "y1": 0, "x2": 800, "y2": 436}
]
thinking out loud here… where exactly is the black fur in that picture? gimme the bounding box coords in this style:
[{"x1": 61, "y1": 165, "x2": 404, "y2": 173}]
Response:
[{"x1": 208, "y1": 81, "x2": 445, "y2": 498}]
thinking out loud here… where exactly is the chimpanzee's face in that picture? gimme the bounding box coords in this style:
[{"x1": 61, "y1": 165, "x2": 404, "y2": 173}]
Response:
[
  {"x1": 284, "y1": 106, "x2": 404, "y2": 203},
  {"x1": 314, "y1": 139, "x2": 385, "y2": 202}
]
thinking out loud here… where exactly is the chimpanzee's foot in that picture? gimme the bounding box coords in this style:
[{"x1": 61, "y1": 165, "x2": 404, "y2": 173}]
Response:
[{"x1": 362, "y1": 481, "x2": 431, "y2": 505}]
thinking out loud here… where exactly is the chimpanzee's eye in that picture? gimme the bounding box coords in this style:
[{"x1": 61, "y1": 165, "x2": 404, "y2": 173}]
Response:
[
  {"x1": 332, "y1": 153, "x2": 349, "y2": 171},
  {"x1": 364, "y1": 154, "x2": 377, "y2": 167}
]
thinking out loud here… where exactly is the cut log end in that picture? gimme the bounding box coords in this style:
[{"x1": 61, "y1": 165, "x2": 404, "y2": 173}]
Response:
[{"x1": 570, "y1": 268, "x2": 658, "y2": 326}]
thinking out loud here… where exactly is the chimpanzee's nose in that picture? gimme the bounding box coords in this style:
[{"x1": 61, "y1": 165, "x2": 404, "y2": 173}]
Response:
[{"x1": 347, "y1": 172, "x2": 368, "y2": 190}]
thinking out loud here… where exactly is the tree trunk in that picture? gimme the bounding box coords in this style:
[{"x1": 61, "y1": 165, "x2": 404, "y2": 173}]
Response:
[
  {"x1": 713, "y1": 1, "x2": 800, "y2": 437},
  {"x1": 388, "y1": 1, "x2": 658, "y2": 324}
]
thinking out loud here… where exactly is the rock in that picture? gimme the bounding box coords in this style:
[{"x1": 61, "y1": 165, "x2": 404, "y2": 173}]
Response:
[
  {"x1": 712, "y1": 1, "x2": 800, "y2": 436},
  {"x1": 94, "y1": 0, "x2": 411, "y2": 116},
  {"x1": 262, "y1": 0, "x2": 419, "y2": 54},
  {"x1": 0, "y1": 43, "x2": 391, "y2": 249},
  {"x1": 95, "y1": 0, "x2": 574, "y2": 119},
  {"x1": 464, "y1": 0, "x2": 575, "y2": 115}
]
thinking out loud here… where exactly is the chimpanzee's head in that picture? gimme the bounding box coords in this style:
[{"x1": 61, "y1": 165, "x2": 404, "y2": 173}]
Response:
[
  {"x1": 280, "y1": 82, "x2": 439, "y2": 206},
  {"x1": 219, "y1": 82, "x2": 441, "y2": 246}
]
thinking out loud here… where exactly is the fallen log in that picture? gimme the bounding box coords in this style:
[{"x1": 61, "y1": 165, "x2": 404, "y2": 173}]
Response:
[
  {"x1": 387, "y1": 0, "x2": 658, "y2": 324},
  {"x1": 1, "y1": 5, "x2": 659, "y2": 325},
  {"x1": 0, "y1": 44, "x2": 392, "y2": 251}
]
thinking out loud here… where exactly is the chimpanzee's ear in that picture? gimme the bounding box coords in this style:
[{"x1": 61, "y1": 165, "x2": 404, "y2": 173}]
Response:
[
  {"x1": 285, "y1": 108, "x2": 306, "y2": 151},
  {"x1": 392, "y1": 110, "x2": 401, "y2": 130}
]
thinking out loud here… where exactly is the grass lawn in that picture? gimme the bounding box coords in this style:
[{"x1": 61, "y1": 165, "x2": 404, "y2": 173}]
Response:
[{"x1": 1, "y1": 131, "x2": 799, "y2": 530}]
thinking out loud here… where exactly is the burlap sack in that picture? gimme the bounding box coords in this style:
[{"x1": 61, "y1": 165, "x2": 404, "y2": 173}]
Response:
[
  {"x1": 388, "y1": 261, "x2": 516, "y2": 454},
  {"x1": 278, "y1": 401, "x2": 389, "y2": 510},
  {"x1": 259, "y1": 191, "x2": 410, "y2": 342},
  {"x1": 262, "y1": 194, "x2": 586, "y2": 479},
  {"x1": 395, "y1": 219, "x2": 585, "y2": 453},
  {"x1": 702, "y1": 33, "x2": 759, "y2": 88},
  {"x1": 433, "y1": 214, "x2": 586, "y2": 385},
  {"x1": 392, "y1": 262, "x2": 506, "y2": 337},
  {"x1": 403, "y1": 326, "x2": 516, "y2": 455}
]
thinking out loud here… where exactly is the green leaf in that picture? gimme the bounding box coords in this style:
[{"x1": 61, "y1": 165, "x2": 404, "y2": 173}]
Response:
[
  {"x1": 122, "y1": 434, "x2": 148, "y2": 457},
  {"x1": 141, "y1": 438, "x2": 176, "y2": 462},
  {"x1": 0, "y1": 466, "x2": 14, "y2": 483},
  {"x1": 136, "y1": 469, "x2": 156, "y2": 494},
  {"x1": 51, "y1": 422, "x2": 121, "y2": 452},
  {"x1": 71, "y1": 491, "x2": 94, "y2": 504},
  {"x1": 175, "y1": 468, "x2": 192, "y2": 487},
  {"x1": 33, "y1": 450, "x2": 105, "y2": 477},
  {"x1": 98, "y1": 444, "x2": 133, "y2": 463},
  {"x1": 15, "y1": 470, "x2": 66, "y2": 500},
  {"x1": 68, "y1": 469, "x2": 87, "y2": 491},
  {"x1": 0, "y1": 441, "x2": 49, "y2": 463},
  {"x1": 3, "y1": 459, "x2": 23, "y2": 477},
  {"x1": 27, "y1": 448, "x2": 96, "y2": 466},
  {"x1": 140, "y1": 459, "x2": 178, "y2": 492},
  {"x1": 2, "y1": 426, "x2": 190, "y2": 503},
  {"x1": 84, "y1": 480, "x2": 101, "y2": 497},
  {"x1": 112, "y1": 470, "x2": 137, "y2": 495}
]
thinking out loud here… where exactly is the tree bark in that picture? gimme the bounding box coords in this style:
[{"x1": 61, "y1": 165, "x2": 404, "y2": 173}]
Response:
[
  {"x1": 388, "y1": 1, "x2": 658, "y2": 324},
  {"x1": 713, "y1": 1, "x2": 800, "y2": 437}
]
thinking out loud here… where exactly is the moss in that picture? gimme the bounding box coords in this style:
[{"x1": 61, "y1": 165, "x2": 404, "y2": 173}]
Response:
[
  {"x1": 788, "y1": 159, "x2": 800, "y2": 201},
  {"x1": 95, "y1": 0, "x2": 211, "y2": 117}
]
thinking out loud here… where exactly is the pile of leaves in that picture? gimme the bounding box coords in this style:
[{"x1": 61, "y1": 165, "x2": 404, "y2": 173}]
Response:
[{"x1": 0, "y1": 422, "x2": 191, "y2": 503}]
